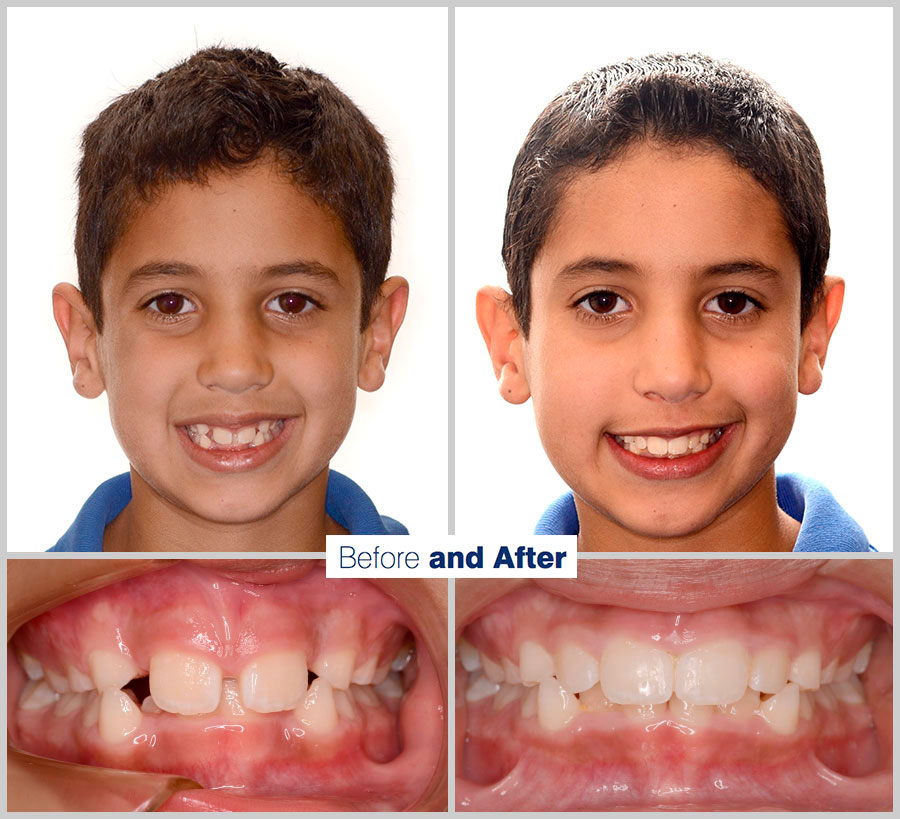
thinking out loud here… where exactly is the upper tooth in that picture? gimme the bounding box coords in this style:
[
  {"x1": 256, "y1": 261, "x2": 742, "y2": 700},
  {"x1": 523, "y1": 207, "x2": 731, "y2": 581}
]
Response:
[
  {"x1": 458, "y1": 640, "x2": 481, "y2": 673},
  {"x1": 647, "y1": 436, "x2": 668, "y2": 456},
  {"x1": 89, "y1": 650, "x2": 140, "y2": 691},
  {"x1": 502, "y1": 658, "x2": 522, "y2": 684},
  {"x1": 350, "y1": 683, "x2": 379, "y2": 708},
  {"x1": 556, "y1": 643, "x2": 600, "y2": 694},
  {"x1": 98, "y1": 688, "x2": 143, "y2": 743},
  {"x1": 480, "y1": 654, "x2": 505, "y2": 683},
  {"x1": 351, "y1": 655, "x2": 377, "y2": 685},
  {"x1": 149, "y1": 651, "x2": 222, "y2": 715},
  {"x1": 668, "y1": 435, "x2": 689, "y2": 455},
  {"x1": 578, "y1": 682, "x2": 616, "y2": 712},
  {"x1": 758, "y1": 682, "x2": 800, "y2": 735},
  {"x1": 832, "y1": 675, "x2": 866, "y2": 705},
  {"x1": 374, "y1": 671, "x2": 404, "y2": 699},
  {"x1": 212, "y1": 427, "x2": 233, "y2": 445},
  {"x1": 296, "y1": 678, "x2": 338, "y2": 735},
  {"x1": 788, "y1": 649, "x2": 821, "y2": 690},
  {"x1": 600, "y1": 639, "x2": 674, "y2": 705},
  {"x1": 853, "y1": 642, "x2": 874, "y2": 674},
  {"x1": 537, "y1": 677, "x2": 578, "y2": 732},
  {"x1": 19, "y1": 680, "x2": 59, "y2": 710},
  {"x1": 833, "y1": 660, "x2": 854, "y2": 683},
  {"x1": 311, "y1": 649, "x2": 355, "y2": 691},
  {"x1": 44, "y1": 669, "x2": 71, "y2": 693},
  {"x1": 675, "y1": 641, "x2": 749, "y2": 705},
  {"x1": 239, "y1": 651, "x2": 307, "y2": 713},
  {"x1": 748, "y1": 646, "x2": 790, "y2": 694},
  {"x1": 218, "y1": 678, "x2": 246, "y2": 716},
  {"x1": 519, "y1": 641, "x2": 554, "y2": 684},
  {"x1": 236, "y1": 426, "x2": 256, "y2": 444},
  {"x1": 67, "y1": 666, "x2": 94, "y2": 693},
  {"x1": 82, "y1": 692, "x2": 101, "y2": 727},
  {"x1": 820, "y1": 658, "x2": 838, "y2": 684},
  {"x1": 19, "y1": 653, "x2": 44, "y2": 681}
]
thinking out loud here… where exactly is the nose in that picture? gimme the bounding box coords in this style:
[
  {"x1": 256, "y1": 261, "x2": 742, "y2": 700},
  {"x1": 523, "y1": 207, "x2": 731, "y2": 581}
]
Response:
[
  {"x1": 196, "y1": 314, "x2": 274, "y2": 393},
  {"x1": 632, "y1": 314, "x2": 712, "y2": 402}
]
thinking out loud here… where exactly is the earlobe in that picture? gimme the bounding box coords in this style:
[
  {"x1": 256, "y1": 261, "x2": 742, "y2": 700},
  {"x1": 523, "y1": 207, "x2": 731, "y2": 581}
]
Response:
[
  {"x1": 475, "y1": 286, "x2": 530, "y2": 404},
  {"x1": 358, "y1": 276, "x2": 409, "y2": 392},
  {"x1": 798, "y1": 276, "x2": 845, "y2": 395},
  {"x1": 52, "y1": 283, "x2": 106, "y2": 399}
]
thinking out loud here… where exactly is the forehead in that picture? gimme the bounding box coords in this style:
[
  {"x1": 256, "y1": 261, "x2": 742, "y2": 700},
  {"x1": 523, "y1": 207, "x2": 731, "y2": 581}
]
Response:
[
  {"x1": 103, "y1": 160, "x2": 361, "y2": 297},
  {"x1": 534, "y1": 142, "x2": 799, "y2": 288}
]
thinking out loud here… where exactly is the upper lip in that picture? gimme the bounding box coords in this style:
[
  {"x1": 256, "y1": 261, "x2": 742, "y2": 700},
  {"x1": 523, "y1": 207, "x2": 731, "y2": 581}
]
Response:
[
  {"x1": 609, "y1": 423, "x2": 730, "y2": 438},
  {"x1": 176, "y1": 413, "x2": 291, "y2": 427}
]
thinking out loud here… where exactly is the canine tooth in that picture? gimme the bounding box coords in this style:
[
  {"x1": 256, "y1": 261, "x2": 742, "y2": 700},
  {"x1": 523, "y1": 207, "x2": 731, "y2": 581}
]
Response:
[
  {"x1": 688, "y1": 433, "x2": 700, "y2": 450},
  {"x1": 240, "y1": 651, "x2": 307, "y2": 713},
  {"x1": 150, "y1": 651, "x2": 222, "y2": 715},
  {"x1": 211, "y1": 426, "x2": 233, "y2": 445},
  {"x1": 815, "y1": 686, "x2": 838, "y2": 712},
  {"x1": 466, "y1": 671, "x2": 501, "y2": 702},
  {"x1": 296, "y1": 678, "x2": 338, "y2": 735},
  {"x1": 252, "y1": 431, "x2": 265, "y2": 446},
  {"x1": 480, "y1": 654, "x2": 505, "y2": 684},
  {"x1": 141, "y1": 695, "x2": 163, "y2": 714},
  {"x1": 520, "y1": 685, "x2": 539, "y2": 718},
  {"x1": 557, "y1": 643, "x2": 600, "y2": 694},
  {"x1": 635, "y1": 436, "x2": 646, "y2": 449},
  {"x1": 258, "y1": 420, "x2": 272, "y2": 433},
  {"x1": 67, "y1": 666, "x2": 94, "y2": 693},
  {"x1": 374, "y1": 671, "x2": 404, "y2": 699},
  {"x1": 600, "y1": 639, "x2": 674, "y2": 705},
  {"x1": 758, "y1": 682, "x2": 800, "y2": 735},
  {"x1": 312, "y1": 649, "x2": 355, "y2": 691},
  {"x1": 82, "y1": 692, "x2": 100, "y2": 727},
  {"x1": 623, "y1": 435, "x2": 634, "y2": 444},
  {"x1": 54, "y1": 691, "x2": 87, "y2": 717},
  {"x1": 89, "y1": 650, "x2": 140, "y2": 691},
  {"x1": 833, "y1": 660, "x2": 854, "y2": 683},
  {"x1": 717, "y1": 687, "x2": 760, "y2": 719},
  {"x1": 854, "y1": 642, "x2": 873, "y2": 674},
  {"x1": 98, "y1": 688, "x2": 142, "y2": 743},
  {"x1": 537, "y1": 677, "x2": 578, "y2": 732},
  {"x1": 351, "y1": 655, "x2": 378, "y2": 685},
  {"x1": 578, "y1": 682, "x2": 616, "y2": 712},
  {"x1": 199, "y1": 435, "x2": 212, "y2": 449},
  {"x1": 749, "y1": 646, "x2": 790, "y2": 694},
  {"x1": 798, "y1": 691, "x2": 814, "y2": 720},
  {"x1": 788, "y1": 649, "x2": 821, "y2": 690},
  {"x1": 519, "y1": 641, "x2": 554, "y2": 683},
  {"x1": 391, "y1": 644, "x2": 415, "y2": 672},
  {"x1": 195, "y1": 423, "x2": 209, "y2": 434},
  {"x1": 236, "y1": 426, "x2": 256, "y2": 444},
  {"x1": 700, "y1": 431, "x2": 710, "y2": 444},
  {"x1": 493, "y1": 683, "x2": 524, "y2": 711},
  {"x1": 334, "y1": 689, "x2": 356, "y2": 720},
  {"x1": 218, "y1": 678, "x2": 246, "y2": 716},
  {"x1": 647, "y1": 436, "x2": 668, "y2": 456},
  {"x1": 832, "y1": 675, "x2": 866, "y2": 705},
  {"x1": 820, "y1": 658, "x2": 838, "y2": 684},
  {"x1": 500, "y1": 658, "x2": 521, "y2": 684},
  {"x1": 45, "y1": 669, "x2": 71, "y2": 693},
  {"x1": 19, "y1": 680, "x2": 59, "y2": 711},
  {"x1": 668, "y1": 435, "x2": 689, "y2": 455},
  {"x1": 350, "y1": 684, "x2": 379, "y2": 708},
  {"x1": 676, "y1": 641, "x2": 749, "y2": 705},
  {"x1": 372, "y1": 664, "x2": 390, "y2": 685},
  {"x1": 19, "y1": 653, "x2": 44, "y2": 681}
]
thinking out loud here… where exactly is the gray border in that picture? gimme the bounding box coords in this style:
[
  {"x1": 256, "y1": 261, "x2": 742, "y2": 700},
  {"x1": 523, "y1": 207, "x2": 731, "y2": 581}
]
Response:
[{"x1": 447, "y1": 5, "x2": 456, "y2": 537}]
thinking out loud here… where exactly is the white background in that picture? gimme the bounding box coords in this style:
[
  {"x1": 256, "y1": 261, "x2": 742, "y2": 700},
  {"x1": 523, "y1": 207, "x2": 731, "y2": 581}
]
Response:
[
  {"x1": 454, "y1": 7, "x2": 893, "y2": 549},
  {"x1": 7, "y1": 7, "x2": 448, "y2": 549}
]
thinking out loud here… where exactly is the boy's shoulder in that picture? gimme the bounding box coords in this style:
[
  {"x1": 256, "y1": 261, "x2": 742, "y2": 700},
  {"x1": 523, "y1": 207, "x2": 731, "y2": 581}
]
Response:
[
  {"x1": 535, "y1": 474, "x2": 873, "y2": 552},
  {"x1": 49, "y1": 471, "x2": 407, "y2": 552}
]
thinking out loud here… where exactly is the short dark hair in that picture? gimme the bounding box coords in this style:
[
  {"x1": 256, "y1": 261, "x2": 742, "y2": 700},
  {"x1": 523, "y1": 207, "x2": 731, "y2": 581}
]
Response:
[
  {"x1": 503, "y1": 53, "x2": 829, "y2": 334},
  {"x1": 76, "y1": 46, "x2": 393, "y2": 331}
]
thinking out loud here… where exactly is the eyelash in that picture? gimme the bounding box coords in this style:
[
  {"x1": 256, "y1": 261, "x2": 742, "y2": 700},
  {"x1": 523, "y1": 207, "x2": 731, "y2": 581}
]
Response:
[
  {"x1": 141, "y1": 291, "x2": 321, "y2": 323},
  {"x1": 573, "y1": 289, "x2": 765, "y2": 324}
]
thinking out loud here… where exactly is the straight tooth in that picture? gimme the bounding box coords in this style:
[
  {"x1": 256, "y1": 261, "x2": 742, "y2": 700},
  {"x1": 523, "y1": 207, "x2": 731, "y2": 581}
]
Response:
[
  {"x1": 67, "y1": 666, "x2": 94, "y2": 693},
  {"x1": 99, "y1": 688, "x2": 142, "y2": 743},
  {"x1": 556, "y1": 643, "x2": 600, "y2": 694},
  {"x1": 391, "y1": 644, "x2": 415, "y2": 673},
  {"x1": 54, "y1": 691, "x2": 87, "y2": 717},
  {"x1": 798, "y1": 691, "x2": 814, "y2": 720},
  {"x1": 457, "y1": 640, "x2": 481, "y2": 673},
  {"x1": 19, "y1": 653, "x2": 44, "y2": 681},
  {"x1": 758, "y1": 682, "x2": 800, "y2": 735},
  {"x1": 218, "y1": 678, "x2": 246, "y2": 716},
  {"x1": 236, "y1": 426, "x2": 256, "y2": 444},
  {"x1": 351, "y1": 655, "x2": 377, "y2": 685},
  {"x1": 493, "y1": 682, "x2": 524, "y2": 711},
  {"x1": 717, "y1": 687, "x2": 760, "y2": 719},
  {"x1": 141, "y1": 695, "x2": 163, "y2": 715},
  {"x1": 600, "y1": 639, "x2": 673, "y2": 704},
  {"x1": 537, "y1": 677, "x2": 578, "y2": 732},
  {"x1": 519, "y1": 641, "x2": 554, "y2": 684},
  {"x1": 853, "y1": 642, "x2": 873, "y2": 674},
  {"x1": 349, "y1": 684, "x2": 379, "y2": 708},
  {"x1": 88, "y1": 650, "x2": 140, "y2": 691},
  {"x1": 334, "y1": 688, "x2": 356, "y2": 720},
  {"x1": 647, "y1": 436, "x2": 668, "y2": 456},
  {"x1": 149, "y1": 651, "x2": 222, "y2": 715},
  {"x1": 466, "y1": 671, "x2": 501, "y2": 702},
  {"x1": 814, "y1": 686, "x2": 838, "y2": 712},
  {"x1": 374, "y1": 671, "x2": 404, "y2": 699},
  {"x1": 634, "y1": 436, "x2": 647, "y2": 449},
  {"x1": 520, "y1": 685, "x2": 539, "y2": 719},
  {"x1": 311, "y1": 649, "x2": 356, "y2": 691},
  {"x1": 578, "y1": 682, "x2": 616, "y2": 712},
  {"x1": 45, "y1": 669, "x2": 71, "y2": 693},
  {"x1": 832, "y1": 660, "x2": 854, "y2": 683},
  {"x1": 832, "y1": 675, "x2": 866, "y2": 705},
  {"x1": 675, "y1": 641, "x2": 749, "y2": 705},
  {"x1": 480, "y1": 654, "x2": 505, "y2": 684},
  {"x1": 788, "y1": 649, "x2": 821, "y2": 690},
  {"x1": 296, "y1": 678, "x2": 339, "y2": 735},
  {"x1": 668, "y1": 435, "x2": 689, "y2": 455},
  {"x1": 240, "y1": 651, "x2": 307, "y2": 713},
  {"x1": 688, "y1": 434, "x2": 700, "y2": 451},
  {"x1": 82, "y1": 692, "x2": 100, "y2": 727},
  {"x1": 700, "y1": 431, "x2": 710, "y2": 444},
  {"x1": 19, "y1": 680, "x2": 59, "y2": 711},
  {"x1": 748, "y1": 646, "x2": 790, "y2": 693},
  {"x1": 669, "y1": 696, "x2": 712, "y2": 726},
  {"x1": 501, "y1": 658, "x2": 522, "y2": 684}
]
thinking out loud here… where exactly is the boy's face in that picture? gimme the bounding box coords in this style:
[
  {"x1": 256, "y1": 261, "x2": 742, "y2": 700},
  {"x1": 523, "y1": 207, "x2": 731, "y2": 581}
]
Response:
[
  {"x1": 90, "y1": 160, "x2": 368, "y2": 524},
  {"x1": 521, "y1": 142, "x2": 821, "y2": 538}
]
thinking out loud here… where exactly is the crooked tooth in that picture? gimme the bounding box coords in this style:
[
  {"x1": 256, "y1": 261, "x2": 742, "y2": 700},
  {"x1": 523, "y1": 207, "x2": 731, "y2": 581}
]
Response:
[
  {"x1": 54, "y1": 691, "x2": 87, "y2": 717},
  {"x1": 815, "y1": 686, "x2": 838, "y2": 712},
  {"x1": 44, "y1": 669, "x2": 71, "y2": 693},
  {"x1": 334, "y1": 688, "x2": 356, "y2": 720},
  {"x1": 466, "y1": 671, "x2": 500, "y2": 702},
  {"x1": 296, "y1": 678, "x2": 339, "y2": 735},
  {"x1": 493, "y1": 682, "x2": 524, "y2": 711},
  {"x1": 457, "y1": 640, "x2": 481, "y2": 673},
  {"x1": 195, "y1": 423, "x2": 209, "y2": 435},
  {"x1": 556, "y1": 643, "x2": 600, "y2": 694},
  {"x1": 480, "y1": 654, "x2": 505, "y2": 684},
  {"x1": 211, "y1": 426, "x2": 233, "y2": 445},
  {"x1": 537, "y1": 677, "x2": 578, "y2": 732},
  {"x1": 19, "y1": 680, "x2": 59, "y2": 711},
  {"x1": 350, "y1": 684, "x2": 379, "y2": 708},
  {"x1": 141, "y1": 695, "x2": 163, "y2": 715},
  {"x1": 520, "y1": 685, "x2": 539, "y2": 719},
  {"x1": 676, "y1": 641, "x2": 749, "y2": 706},
  {"x1": 788, "y1": 649, "x2": 821, "y2": 690},
  {"x1": 252, "y1": 431, "x2": 266, "y2": 446},
  {"x1": 311, "y1": 649, "x2": 356, "y2": 691},
  {"x1": 149, "y1": 651, "x2": 222, "y2": 715},
  {"x1": 832, "y1": 675, "x2": 866, "y2": 705},
  {"x1": 700, "y1": 431, "x2": 710, "y2": 444},
  {"x1": 854, "y1": 642, "x2": 873, "y2": 674},
  {"x1": 717, "y1": 687, "x2": 760, "y2": 719},
  {"x1": 749, "y1": 646, "x2": 790, "y2": 694},
  {"x1": 832, "y1": 660, "x2": 854, "y2": 683},
  {"x1": 758, "y1": 682, "x2": 800, "y2": 735},
  {"x1": 502, "y1": 658, "x2": 522, "y2": 684},
  {"x1": 89, "y1": 650, "x2": 140, "y2": 692},
  {"x1": 578, "y1": 682, "x2": 616, "y2": 712},
  {"x1": 67, "y1": 666, "x2": 94, "y2": 693},
  {"x1": 240, "y1": 651, "x2": 307, "y2": 713},
  {"x1": 519, "y1": 641, "x2": 554, "y2": 684},
  {"x1": 600, "y1": 639, "x2": 674, "y2": 705},
  {"x1": 351, "y1": 655, "x2": 377, "y2": 685},
  {"x1": 259, "y1": 420, "x2": 272, "y2": 434},
  {"x1": 820, "y1": 658, "x2": 838, "y2": 684},
  {"x1": 798, "y1": 691, "x2": 814, "y2": 720},
  {"x1": 99, "y1": 688, "x2": 142, "y2": 743},
  {"x1": 19, "y1": 653, "x2": 44, "y2": 681},
  {"x1": 374, "y1": 672, "x2": 404, "y2": 699},
  {"x1": 391, "y1": 644, "x2": 415, "y2": 672},
  {"x1": 236, "y1": 426, "x2": 256, "y2": 444},
  {"x1": 218, "y1": 678, "x2": 246, "y2": 716}
]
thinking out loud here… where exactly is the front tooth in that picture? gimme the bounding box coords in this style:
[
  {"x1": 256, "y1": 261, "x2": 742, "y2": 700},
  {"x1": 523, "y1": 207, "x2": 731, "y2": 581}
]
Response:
[
  {"x1": 19, "y1": 653, "x2": 44, "y2": 681},
  {"x1": 457, "y1": 640, "x2": 481, "y2": 672},
  {"x1": 252, "y1": 431, "x2": 265, "y2": 446},
  {"x1": 600, "y1": 639, "x2": 674, "y2": 704},
  {"x1": 240, "y1": 651, "x2": 308, "y2": 713},
  {"x1": 480, "y1": 654, "x2": 505, "y2": 684},
  {"x1": 537, "y1": 677, "x2": 578, "y2": 732},
  {"x1": 676, "y1": 641, "x2": 749, "y2": 705},
  {"x1": 647, "y1": 436, "x2": 668, "y2": 456},
  {"x1": 89, "y1": 650, "x2": 140, "y2": 691},
  {"x1": 493, "y1": 683, "x2": 524, "y2": 711},
  {"x1": 700, "y1": 431, "x2": 710, "y2": 444},
  {"x1": 717, "y1": 687, "x2": 760, "y2": 719},
  {"x1": 832, "y1": 675, "x2": 866, "y2": 705},
  {"x1": 44, "y1": 669, "x2": 71, "y2": 693},
  {"x1": 578, "y1": 682, "x2": 616, "y2": 712},
  {"x1": 99, "y1": 688, "x2": 142, "y2": 743},
  {"x1": 195, "y1": 423, "x2": 209, "y2": 435},
  {"x1": 466, "y1": 671, "x2": 500, "y2": 702},
  {"x1": 259, "y1": 420, "x2": 272, "y2": 434},
  {"x1": 668, "y1": 435, "x2": 689, "y2": 455},
  {"x1": 788, "y1": 649, "x2": 821, "y2": 690},
  {"x1": 853, "y1": 642, "x2": 873, "y2": 674},
  {"x1": 634, "y1": 436, "x2": 647, "y2": 449},
  {"x1": 236, "y1": 426, "x2": 256, "y2": 444},
  {"x1": 669, "y1": 696, "x2": 713, "y2": 726},
  {"x1": 141, "y1": 695, "x2": 163, "y2": 714},
  {"x1": 351, "y1": 655, "x2": 377, "y2": 685},
  {"x1": 311, "y1": 649, "x2": 355, "y2": 691},
  {"x1": 519, "y1": 641, "x2": 554, "y2": 683},
  {"x1": 150, "y1": 651, "x2": 222, "y2": 715},
  {"x1": 211, "y1": 426, "x2": 233, "y2": 445},
  {"x1": 758, "y1": 682, "x2": 800, "y2": 735},
  {"x1": 749, "y1": 646, "x2": 790, "y2": 693},
  {"x1": 296, "y1": 678, "x2": 339, "y2": 735},
  {"x1": 623, "y1": 702, "x2": 667, "y2": 723},
  {"x1": 19, "y1": 680, "x2": 59, "y2": 710},
  {"x1": 556, "y1": 643, "x2": 600, "y2": 694},
  {"x1": 218, "y1": 678, "x2": 246, "y2": 716},
  {"x1": 54, "y1": 691, "x2": 87, "y2": 717},
  {"x1": 67, "y1": 666, "x2": 94, "y2": 693}
]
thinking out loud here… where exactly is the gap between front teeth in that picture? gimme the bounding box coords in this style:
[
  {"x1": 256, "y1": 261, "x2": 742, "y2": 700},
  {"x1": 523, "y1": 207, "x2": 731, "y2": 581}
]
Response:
[
  {"x1": 614, "y1": 428, "x2": 724, "y2": 458},
  {"x1": 186, "y1": 419, "x2": 285, "y2": 450}
]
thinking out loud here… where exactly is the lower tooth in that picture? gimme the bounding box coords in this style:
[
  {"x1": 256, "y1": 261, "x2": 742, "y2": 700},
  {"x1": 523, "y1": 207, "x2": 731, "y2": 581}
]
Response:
[
  {"x1": 54, "y1": 691, "x2": 86, "y2": 717},
  {"x1": 758, "y1": 682, "x2": 800, "y2": 735},
  {"x1": 832, "y1": 675, "x2": 866, "y2": 705},
  {"x1": 520, "y1": 685, "x2": 539, "y2": 719},
  {"x1": 537, "y1": 677, "x2": 578, "y2": 732},
  {"x1": 578, "y1": 682, "x2": 616, "y2": 712},
  {"x1": 493, "y1": 682, "x2": 524, "y2": 711},
  {"x1": 717, "y1": 687, "x2": 759, "y2": 719},
  {"x1": 141, "y1": 695, "x2": 163, "y2": 714},
  {"x1": 623, "y1": 702, "x2": 667, "y2": 723},
  {"x1": 82, "y1": 692, "x2": 100, "y2": 727},
  {"x1": 199, "y1": 435, "x2": 212, "y2": 449},
  {"x1": 19, "y1": 680, "x2": 59, "y2": 711},
  {"x1": 218, "y1": 679, "x2": 246, "y2": 716},
  {"x1": 815, "y1": 686, "x2": 838, "y2": 712},
  {"x1": 296, "y1": 678, "x2": 339, "y2": 735},
  {"x1": 374, "y1": 671, "x2": 404, "y2": 700},
  {"x1": 669, "y1": 696, "x2": 712, "y2": 726},
  {"x1": 350, "y1": 684, "x2": 379, "y2": 708},
  {"x1": 798, "y1": 691, "x2": 814, "y2": 720},
  {"x1": 466, "y1": 672, "x2": 500, "y2": 702},
  {"x1": 334, "y1": 689, "x2": 356, "y2": 720},
  {"x1": 98, "y1": 688, "x2": 143, "y2": 744}
]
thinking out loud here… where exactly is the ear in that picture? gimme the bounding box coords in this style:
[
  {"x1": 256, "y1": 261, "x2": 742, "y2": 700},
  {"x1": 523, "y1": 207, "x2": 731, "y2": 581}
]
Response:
[
  {"x1": 358, "y1": 276, "x2": 409, "y2": 392},
  {"x1": 52, "y1": 283, "x2": 106, "y2": 399},
  {"x1": 798, "y1": 276, "x2": 844, "y2": 395},
  {"x1": 475, "y1": 285, "x2": 530, "y2": 404}
]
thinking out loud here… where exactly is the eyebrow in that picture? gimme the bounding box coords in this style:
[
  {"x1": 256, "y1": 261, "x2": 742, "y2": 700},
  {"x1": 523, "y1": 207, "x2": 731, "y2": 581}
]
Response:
[
  {"x1": 554, "y1": 257, "x2": 784, "y2": 283},
  {"x1": 123, "y1": 259, "x2": 342, "y2": 290}
]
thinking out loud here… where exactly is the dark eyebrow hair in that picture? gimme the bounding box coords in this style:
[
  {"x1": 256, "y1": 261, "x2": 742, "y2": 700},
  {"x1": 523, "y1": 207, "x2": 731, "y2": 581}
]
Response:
[
  {"x1": 702, "y1": 260, "x2": 783, "y2": 282},
  {"x1": 554, "y1": 257, "x2": 784, "y2": 283},
  {"x1": 122, "y1": 259, "x2": 342, "y2": 290}
]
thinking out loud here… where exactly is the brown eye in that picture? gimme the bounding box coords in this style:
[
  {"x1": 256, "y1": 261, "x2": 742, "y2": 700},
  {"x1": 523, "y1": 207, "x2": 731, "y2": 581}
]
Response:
[
  {"x1": 268, "y1": 292, "x2": 314, "y2": 315},
  {"x1": 149, "y1": 293, "x2": 193, "y2": 315},
  {"x1": 578, "y1": 290, "x2": 628, "y2": 315},
  {"x1": 707, "y1": 291, "x2": 759, "y2": 316}
]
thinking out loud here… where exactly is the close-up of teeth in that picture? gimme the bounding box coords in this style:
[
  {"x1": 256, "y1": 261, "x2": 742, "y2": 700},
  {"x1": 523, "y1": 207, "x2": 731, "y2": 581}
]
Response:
[
  {"x1": 614, "y1": 428, "x2": 724, "y2": 458},
  {"x1": 185, "y1": 419, "x2": 285, "y2": 450}
]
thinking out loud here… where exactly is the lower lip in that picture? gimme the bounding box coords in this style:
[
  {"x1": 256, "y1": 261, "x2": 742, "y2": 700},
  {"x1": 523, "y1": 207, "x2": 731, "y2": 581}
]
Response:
[
  {"x1": 606, "y1": 424, "x2": 737, "y2": 481},
  {"x1": 177, "y1": 419, "x2": 294, "y2": 473}
]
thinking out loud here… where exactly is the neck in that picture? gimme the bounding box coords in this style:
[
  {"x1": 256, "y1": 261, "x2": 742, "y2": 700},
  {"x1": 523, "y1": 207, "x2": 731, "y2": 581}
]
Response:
[
  {"x1": 103, "y1": 468, "x2": 347, "y2": 552},
  {"x1": 575, "y1": 470, "x2": 801, "y2": 553}
]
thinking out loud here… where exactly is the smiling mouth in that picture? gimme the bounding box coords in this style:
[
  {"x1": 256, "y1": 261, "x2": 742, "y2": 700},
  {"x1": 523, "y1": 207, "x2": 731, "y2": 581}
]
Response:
[
  {"x1": 613, "y1": 427, "x2": 725, "y2": 458},
  {"x1": 184, "y1": 419, "x2": 286, "y2": 451},
  {"x1": 8, "y1": 563, "x2": 444, "y2": 811},
  {"x1": 456, "y1": 568, "x2": 892, "y2": 811}
]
